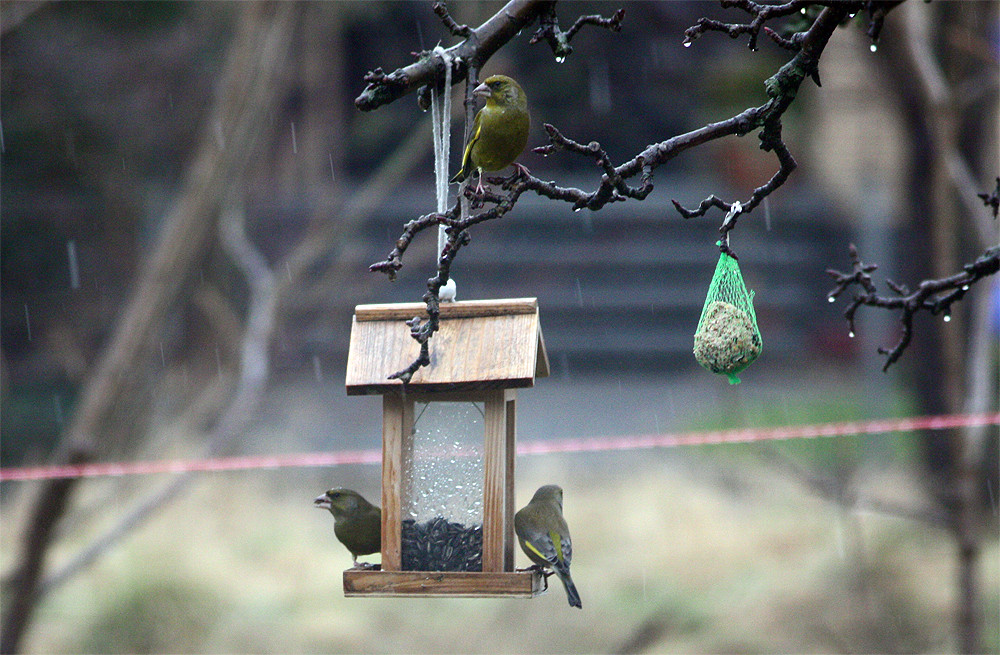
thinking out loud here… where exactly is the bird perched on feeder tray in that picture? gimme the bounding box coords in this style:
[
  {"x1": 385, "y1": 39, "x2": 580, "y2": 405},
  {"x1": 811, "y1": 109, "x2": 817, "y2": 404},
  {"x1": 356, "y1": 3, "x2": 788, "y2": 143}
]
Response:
[
  {"x1": 314, "y1": 488, "x2": 381, "y2": 567},
  {"x1": 514, "y1": 484, "x2": 582, "y2": 609},
  {"x1": 451, "y1": 74, "x2": 530, "y2": 194}
]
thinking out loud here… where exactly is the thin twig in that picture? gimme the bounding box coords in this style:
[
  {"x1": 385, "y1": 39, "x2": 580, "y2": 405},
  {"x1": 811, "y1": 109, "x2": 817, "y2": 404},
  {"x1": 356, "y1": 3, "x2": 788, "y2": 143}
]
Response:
[
  {"x1": 530, "y1": 4, "x2": 625, "y2": 61},
  {"x1": 826, "y1": 245, "x2": 1000, "y2": 370}
]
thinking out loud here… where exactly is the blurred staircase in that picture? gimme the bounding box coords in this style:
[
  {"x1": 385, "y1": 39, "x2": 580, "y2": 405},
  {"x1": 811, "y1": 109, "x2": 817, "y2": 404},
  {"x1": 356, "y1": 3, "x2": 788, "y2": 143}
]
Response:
[{"x1": 272, "y1": 179, "x2": 850, "y2": 376}]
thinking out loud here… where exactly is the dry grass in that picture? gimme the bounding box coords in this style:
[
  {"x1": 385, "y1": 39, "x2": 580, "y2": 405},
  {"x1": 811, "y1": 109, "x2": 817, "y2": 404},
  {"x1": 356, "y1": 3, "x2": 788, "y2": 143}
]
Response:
[{"x1": 5, "y1": 446, "x2": 996, "y2": 654}]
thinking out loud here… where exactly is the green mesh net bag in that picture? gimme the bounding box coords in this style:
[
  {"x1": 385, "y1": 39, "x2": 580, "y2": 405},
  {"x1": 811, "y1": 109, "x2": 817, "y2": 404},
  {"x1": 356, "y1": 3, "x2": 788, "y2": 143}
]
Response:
[{"x1": 693, "y1": 248, "x2": 762, "y2": 385}]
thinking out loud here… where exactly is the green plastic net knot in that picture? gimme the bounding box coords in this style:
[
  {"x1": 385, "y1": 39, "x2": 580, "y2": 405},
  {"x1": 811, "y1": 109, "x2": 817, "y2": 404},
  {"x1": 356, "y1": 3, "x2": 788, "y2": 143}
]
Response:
[{"x1": 693, "y1": 247, "x2": 762, "y2": 384}]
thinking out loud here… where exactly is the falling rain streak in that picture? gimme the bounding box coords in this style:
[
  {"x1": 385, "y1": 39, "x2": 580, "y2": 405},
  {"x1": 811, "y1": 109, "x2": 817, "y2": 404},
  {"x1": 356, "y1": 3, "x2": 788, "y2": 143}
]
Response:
[
  {"x1": 24, "y1": 305, "x2": 32, "y2": 341},
  {"x1": 67, "y1": 240, "x2": 80, "y2": 289},
  {"x1": 291, "y1": 121, "x2": 298, "y2": 154},
  {"x1": 53, "y1": 394, "x2": 64, "y2": 426},
  {"x1": 313, "y1": 354, "x2": 323, "y2": 383}
]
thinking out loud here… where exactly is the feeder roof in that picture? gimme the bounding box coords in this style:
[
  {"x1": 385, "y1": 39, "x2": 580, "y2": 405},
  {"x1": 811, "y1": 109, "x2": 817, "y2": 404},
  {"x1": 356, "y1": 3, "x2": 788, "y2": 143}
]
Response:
[{"x1": 346, "y1": 298, "x2": 549, "y2": 395}]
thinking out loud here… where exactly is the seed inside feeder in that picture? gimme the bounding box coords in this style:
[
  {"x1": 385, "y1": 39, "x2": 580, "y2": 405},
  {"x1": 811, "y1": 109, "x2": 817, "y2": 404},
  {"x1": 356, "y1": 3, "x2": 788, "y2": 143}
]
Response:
[
  {"x1": 693, "y1": 300, "x2": 762, "y2": 375},
  {"x1": 401, "y1": 517, "x2": 483, "y2": 572}
]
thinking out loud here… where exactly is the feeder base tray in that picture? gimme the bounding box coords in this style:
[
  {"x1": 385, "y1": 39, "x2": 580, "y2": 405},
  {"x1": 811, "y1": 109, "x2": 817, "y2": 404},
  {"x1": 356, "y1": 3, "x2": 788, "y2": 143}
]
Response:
[{"x1": 343, "y1": 569, "x2": 545, "y2": 598}]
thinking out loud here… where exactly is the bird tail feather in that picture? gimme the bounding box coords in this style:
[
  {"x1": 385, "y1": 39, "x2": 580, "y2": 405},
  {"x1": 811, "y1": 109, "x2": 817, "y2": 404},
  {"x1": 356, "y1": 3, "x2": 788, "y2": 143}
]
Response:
[{"x1": 557, "y1": 570, "x2": 582, "y2": 609}]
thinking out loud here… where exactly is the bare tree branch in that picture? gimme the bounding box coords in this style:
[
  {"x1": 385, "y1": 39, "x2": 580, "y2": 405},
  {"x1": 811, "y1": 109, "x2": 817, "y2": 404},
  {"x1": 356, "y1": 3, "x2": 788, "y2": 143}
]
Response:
[
  {"x1": 529, "y1": 4, "x2": 625, "y2": 60},
  {"x1": 356, "y1": 0, "x2": 623, "y2": 112},
  {"x1": 0, "y1": 447, "x2": 89, "y2": 655},
  {"x1": 977, "y1": 177, "x2": 1000, "y2": 218},
  {"x1": 367, "y1": 3, "x2": 865, "y2": 380},
  {"x1": 827, "y1": 245, "x2": 1000, "y2": 371},
  {"x1": 38, "y1": 205, "x2": 278, "y2": 598},
  {"x1": 0, "y1": 7, "x2": 299, "y2": 650}
]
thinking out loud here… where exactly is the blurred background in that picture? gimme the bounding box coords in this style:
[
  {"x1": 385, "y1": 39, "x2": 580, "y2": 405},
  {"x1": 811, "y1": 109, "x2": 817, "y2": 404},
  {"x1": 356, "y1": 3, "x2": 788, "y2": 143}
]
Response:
[{"x1": 1, "y1": 1, "x2": 998, "y2": 653}]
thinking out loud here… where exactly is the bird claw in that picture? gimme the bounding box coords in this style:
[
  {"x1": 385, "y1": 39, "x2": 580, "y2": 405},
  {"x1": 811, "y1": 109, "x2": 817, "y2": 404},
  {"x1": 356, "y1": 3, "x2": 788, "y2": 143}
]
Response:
[
  {"x1": 516, "y1": 564, "x2": 553, "y2": 578},
  {"x1": 351, "y1": 561, "x2": 381, "y2": 570}
]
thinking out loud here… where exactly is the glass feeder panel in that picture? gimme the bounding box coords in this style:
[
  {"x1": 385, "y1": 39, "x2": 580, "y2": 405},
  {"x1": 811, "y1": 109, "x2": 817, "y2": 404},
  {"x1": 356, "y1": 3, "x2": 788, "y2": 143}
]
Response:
[{"x1": 401, "y1": 401, "x2": 485, "y2": 572}]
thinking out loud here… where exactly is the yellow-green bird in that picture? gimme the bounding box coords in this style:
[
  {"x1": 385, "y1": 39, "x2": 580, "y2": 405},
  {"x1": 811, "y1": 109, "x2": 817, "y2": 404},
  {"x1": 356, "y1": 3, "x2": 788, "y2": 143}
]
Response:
[
  {"x1": 514, "y1": 484, "x2": 582, "y2": 609},
  {"x1": 314, "y1": 488, "x2": 381, "y2": 567},
  {"x1": 451, "y1": 74, "x2": 530, "y2": 193}
]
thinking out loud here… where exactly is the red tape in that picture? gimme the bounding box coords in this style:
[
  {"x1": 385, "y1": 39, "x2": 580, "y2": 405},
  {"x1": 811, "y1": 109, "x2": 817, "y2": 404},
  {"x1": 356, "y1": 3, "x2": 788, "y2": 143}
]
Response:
[{"x1": 1, "y1": 413, "x2": 997, "y2": 482}]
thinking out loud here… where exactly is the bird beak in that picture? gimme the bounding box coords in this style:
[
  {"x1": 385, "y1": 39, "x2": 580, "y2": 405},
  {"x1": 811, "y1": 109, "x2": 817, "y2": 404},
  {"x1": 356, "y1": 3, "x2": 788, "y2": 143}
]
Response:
[
  {"x1": 473, "y1": 82, "x2": 491, "y2": 99},
  {"x1": 314, "y1": 494, "x2": 331, "y2": 510}
]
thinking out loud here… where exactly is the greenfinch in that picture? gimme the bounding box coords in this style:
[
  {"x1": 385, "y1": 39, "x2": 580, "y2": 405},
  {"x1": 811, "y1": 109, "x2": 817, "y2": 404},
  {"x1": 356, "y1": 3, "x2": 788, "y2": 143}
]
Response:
[
  {"x1": 451, "y1": 74, "x2": 530, "y2": 193},
  {"x1": 314, "y1": 488, "x2": 381, "y2": 567},
  {"x1": 514, "y1": 484, "x2": 582, "y2": 609}
]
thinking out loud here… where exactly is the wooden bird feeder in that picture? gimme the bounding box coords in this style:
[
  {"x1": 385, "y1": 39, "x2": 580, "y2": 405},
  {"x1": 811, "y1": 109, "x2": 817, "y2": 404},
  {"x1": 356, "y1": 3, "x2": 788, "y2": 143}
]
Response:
[{"x1": 343, "y1": 298, "x2": 549, "y2": 597}]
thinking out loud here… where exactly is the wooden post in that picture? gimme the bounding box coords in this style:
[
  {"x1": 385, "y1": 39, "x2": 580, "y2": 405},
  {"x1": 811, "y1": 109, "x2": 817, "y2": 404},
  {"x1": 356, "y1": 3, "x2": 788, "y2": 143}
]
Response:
[
  {"x1": 380, "y1": 392, "x2": 411, "y2": 571},
  {"x1": 482, "y1": 390, "x2": 506, "y2": 572},
  {"x1": 504, "y1": 391, "x2": 517, "y2": 571}
]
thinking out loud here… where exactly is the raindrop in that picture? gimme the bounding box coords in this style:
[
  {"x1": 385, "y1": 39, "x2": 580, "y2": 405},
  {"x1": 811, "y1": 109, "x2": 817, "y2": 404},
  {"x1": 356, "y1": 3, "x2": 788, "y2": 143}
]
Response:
[
  {"x1": 214, "y1": 120, "x2": 225, "y2": 149},
  {"x1": 67, "y1": 240, "x2": 80, "y2": 289},
  {"x1": 943, "y1": 314, "x2": 951, "y2": 322},
  {"x1": 869, "y1": 43, "x2": 878, "y2": 53},
  {"x1": 827, "y1": 296, "x2": 836, "y2": 303},
  {"x1": 573, "y1": 206, "x2": 582, "y2": 213},
  {"x1": 683, "y1": 41, "x2": 692, "y2": 48},
  {"x1": 53, "y1": 394, "x2": 64, "y2": 426},
  {"x1": 800, "y1": 7, "x2": 807, "y2": 14},
  {"x1": 290, "y1": 121, "x2": 298, "y2": 154},
  {"x1": 555, "y1": 55, "x2": 566, "y2": 64},
  {"x1": 961, "y1": 284, "x2": 969, "y2": 291},
  {"x1": 848, "y1": 331, "x2": 855, "y2": 338},
  {"x1": 24, "y1": 304, "x2": 31, "y2": 341}
]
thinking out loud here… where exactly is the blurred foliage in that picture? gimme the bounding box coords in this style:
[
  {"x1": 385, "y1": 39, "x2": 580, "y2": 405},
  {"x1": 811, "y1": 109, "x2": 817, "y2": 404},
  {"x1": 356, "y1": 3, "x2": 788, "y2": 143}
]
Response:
[
  {"x1": 7, "y1": 461, "x2": 993, "y2": 653},
  {"x1": 79, "y1": 577, "x2": 225, "y2": 654}
]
